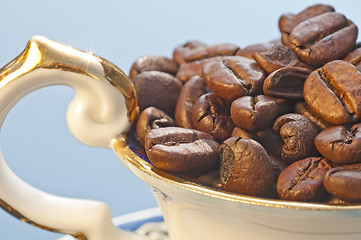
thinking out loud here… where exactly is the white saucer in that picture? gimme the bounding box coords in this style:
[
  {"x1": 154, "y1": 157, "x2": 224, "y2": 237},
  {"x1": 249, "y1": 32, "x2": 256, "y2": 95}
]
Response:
[{"x1": 58, "y1": 207, "x2": 168, "y2": 240}]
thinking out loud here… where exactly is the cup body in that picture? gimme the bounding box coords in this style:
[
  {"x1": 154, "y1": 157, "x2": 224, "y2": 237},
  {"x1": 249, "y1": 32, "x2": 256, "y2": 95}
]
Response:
[{"x1": 113, "y1": 133, "x2": 361, "y2": 240}]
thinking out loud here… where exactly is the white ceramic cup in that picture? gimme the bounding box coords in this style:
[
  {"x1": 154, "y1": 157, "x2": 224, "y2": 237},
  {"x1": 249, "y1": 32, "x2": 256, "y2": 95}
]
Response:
[{"x1": 1, "y1": 37, "x2": 361, "y2": 240}]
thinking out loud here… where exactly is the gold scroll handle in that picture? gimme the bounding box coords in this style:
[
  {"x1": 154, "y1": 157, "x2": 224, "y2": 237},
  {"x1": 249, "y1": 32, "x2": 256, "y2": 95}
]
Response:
[{"x1": 0, "y1": 36, "x2": 139, "y2": 239}]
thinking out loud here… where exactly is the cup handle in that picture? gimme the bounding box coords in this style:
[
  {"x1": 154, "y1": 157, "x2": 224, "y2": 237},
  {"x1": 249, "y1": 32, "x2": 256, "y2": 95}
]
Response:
[{"x1": 0, "y1": 36, "x2": 143, "y2": 239}]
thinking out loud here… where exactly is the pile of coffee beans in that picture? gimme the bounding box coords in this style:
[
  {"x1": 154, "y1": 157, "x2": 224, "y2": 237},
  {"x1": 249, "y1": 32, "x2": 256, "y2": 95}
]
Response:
[{"x1": 130, "y1": 4, "x2": 361, "y2": 204}]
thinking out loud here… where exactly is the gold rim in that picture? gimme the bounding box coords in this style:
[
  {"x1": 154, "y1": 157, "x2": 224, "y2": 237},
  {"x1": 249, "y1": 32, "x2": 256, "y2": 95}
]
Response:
[
  {"x1": 0, "y1": 199, "x2": 87, "y2": 239},
  {"x1": 113, "y1": 131, "x2": 361, "y2": 212}
]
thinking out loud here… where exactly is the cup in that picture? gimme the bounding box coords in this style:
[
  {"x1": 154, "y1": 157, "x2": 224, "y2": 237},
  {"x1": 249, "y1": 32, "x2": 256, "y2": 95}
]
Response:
[{"x1": 1, "y1": 36, "x2": 361, "y2": 240}]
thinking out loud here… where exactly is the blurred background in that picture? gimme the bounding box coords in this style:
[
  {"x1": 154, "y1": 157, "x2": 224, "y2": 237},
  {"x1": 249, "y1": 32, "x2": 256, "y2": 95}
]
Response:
[{"x1": 0, "y1": 0, "x2": 360, "y2": 239}]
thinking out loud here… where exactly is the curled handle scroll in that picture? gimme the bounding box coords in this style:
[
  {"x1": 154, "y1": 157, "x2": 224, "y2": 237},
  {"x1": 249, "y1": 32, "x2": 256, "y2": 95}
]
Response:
[{"x1": 0, "y1": 36, "x2": 144, "y2": 239}]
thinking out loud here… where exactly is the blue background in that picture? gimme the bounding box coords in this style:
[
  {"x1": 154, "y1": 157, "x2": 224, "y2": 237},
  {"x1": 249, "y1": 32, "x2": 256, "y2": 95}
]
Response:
[{"x1": 0, "y1": 0, "x2": 360, "y2": 239}]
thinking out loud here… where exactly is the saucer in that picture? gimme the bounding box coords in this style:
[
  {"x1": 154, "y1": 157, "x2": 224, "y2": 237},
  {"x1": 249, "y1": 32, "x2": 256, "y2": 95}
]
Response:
[{"x1": 58, "y1": 207, "x2": 168, "y2": 240}]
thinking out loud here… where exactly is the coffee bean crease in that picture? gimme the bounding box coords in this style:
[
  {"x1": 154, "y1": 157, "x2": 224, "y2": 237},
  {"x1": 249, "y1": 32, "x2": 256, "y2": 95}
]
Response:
[{"x1": 317, "y1": 69, "x2": 356, "y2": 117}]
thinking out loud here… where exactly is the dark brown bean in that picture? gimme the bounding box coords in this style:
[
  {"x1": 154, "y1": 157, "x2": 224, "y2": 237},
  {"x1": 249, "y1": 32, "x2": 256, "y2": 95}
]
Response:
[
  {"x1": 176, "y1": 56, "x2": 228, "y2": 83},
  {"x1": 145, "y1": 127, "x2": 220, "y2": 174},
  {"x1": 294, "y1": 101, "x2": 330, "y2": 131},
  {"x1": 181, "y1": 43, "x2": 240, "y2": 62},
  {"x1": 173, "y1": 40, "x2": 208, "y2": 64},
  {"x1": 175, "y1": 76, "x2": 207, "y2": 129},
  {"x1": 303, "y1": 60, "x2": 361, "y2": 125},
  {"x1": 288, "y1": 12, "x2": 357, "y2": 66},
  {"x1": 323, "y1": 163, "x2": 361, "y2": 202},
  {"x1": 315, "y1": 123, "x2": 361, "y2": 164},
  {"x1": 231, "y1": 127, "x2": 259, "y2": 141},
  {"x1": 263, "y1": 66, "x2": 312, "y2": 100},
  {"x1": 129, "y1": 55, "x2": 179, "y2": 80},
  {"x1": 268, "y1": 154, "x2": 287, "y2": 184},
  {"x1": 235, "y1": 39, "x2": 282, "y2": 59},
  {"x1": 256, "y1": 128, "x2": 284, "y2": 158},
  {"x1": 277, "y1": 157, "x2": 332, "y2": 202},
  {"x1": 275, "y1": 98, "x2": 296, "y2": 116},
  {"x1": 343, "y1": 46, "x2": 361, "y2": 71},
  {"x1": 273, "y1": 114, "x2": 319, "y2": 164},
  {"x1": 133, "y1": 71, "x2": 183, "y2": 117},
  {"x1": 253, "y1": 44, "x2": 312, "y2": 74},
  {"x1": 203, "y1": 56, "x2": 266, "y2": 100},
  {"x1": 174, "y1": 42, "x2": 240, "y2": 83},
  {"x1": 192, "y1": 93, "x2": 235, "y2": 142},
  {"x1": 136, "y1": 107, "x2": 176, "y2": 146},
  {"x1": 279, "y1": 4, "x2": 335, "y2": 46},
  {"x1": 230, "y1": 95, "x2": 278, "y2": 132},
  {"x1": 220, "y1": 137, "x2": 274, "y2": 197}
]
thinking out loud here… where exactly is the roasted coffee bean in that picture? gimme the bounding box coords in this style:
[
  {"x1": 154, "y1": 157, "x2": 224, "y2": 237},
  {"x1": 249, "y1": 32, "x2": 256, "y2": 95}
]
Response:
[
  {"x1": 294, "y1": 101, "x2": 330, "y2": 131},
  {"x1": 175, "y1": 44, "x2": 239, "y2": 82},
  {"x1": 173, "y1": 40, "x2": 239, "y2": 84},
  {"x1": 303, "y1": 60, "x2": 361, "y2": 125},
  {"x1": 235, "y1": 39, "x2": 282, "y2": 59},
  {"x1": 220, "y1": 137, "x2": 274, "y2": 197},
  {"x1": 175, "y1": 76, "x2": 207, "y2": 129},
  {"x1": 181, "y1": 43, "x2": 239, "y2": 63},
  {"x1": 173, "y1": 40, "x2": 208, "y2": 64},
  {"x1": 275, "y1": 98, "x2": 295, "y2": 116},
  {"x1": 253, "y1": 44, "x2": 312, "y2": 74},
  {"x1": 279, "y1": 4, "x2": 335, "y2": 47},
  {"x1": 176, "y1": 56, "x2": 228, "y2": 83},
  {"x1": 231, "y1": 127, "x2": 259, "y2": 141},
  {"x1": 136, "y1": 107, "x2": 176, "y2": 146},
  {"x1": 323, "y1": 163, "x2": 361, "y2": 202},
  {"x1": 315, "y1": 123, "x2": 361, "y2": 165},
  {"x1": 145, "y1": 127, "x2": 220, "y2": 174},
  {"x1": 192, "y1": 93, "x2": 234, "y2": 142},
  {"x1": 257, "y1": 129, "x2": 284, "y2": 158},
  {"x1": 288, "y1": 12, "x2": 358, "y2": 66},
  {"x1": 277, "y1": 157, "x2": 332, "y2": 202},
  {"x1": 129, "y1": 55, "x2": 179, "y2": 80},
  {"x1": 203, "y1": 56, "x2": 265, "y2": 100},
  {"x1": 273, "y1": 114, "x2": 319, "y2": 163},
  {"x1": 133, "y1": 71, "x2": 183, "y2": 116},
  {"x1": 343, "y1": 46, "x2": 361, "y2": 71},
  {"x1": 268, "y1": 154, "x2": 287, "y2": 183},
  {"x1": 230, "y1": 95, "x2": 278, "y2": 132},
  {"x1": 263, "y1": 66, "x2": 311, "y2": 100}
]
